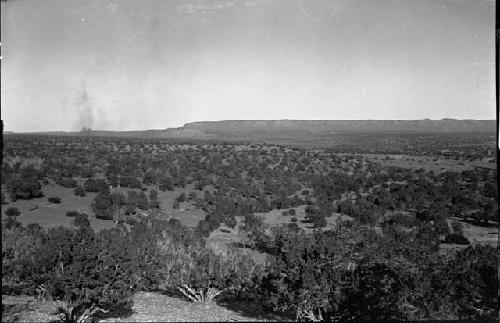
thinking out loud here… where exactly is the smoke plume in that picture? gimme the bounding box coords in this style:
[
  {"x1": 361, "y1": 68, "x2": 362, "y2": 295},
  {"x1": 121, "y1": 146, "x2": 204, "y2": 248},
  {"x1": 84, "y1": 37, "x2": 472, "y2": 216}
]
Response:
[{"x1": 75, "y1": 82, "x2": 95, "y2": 132}]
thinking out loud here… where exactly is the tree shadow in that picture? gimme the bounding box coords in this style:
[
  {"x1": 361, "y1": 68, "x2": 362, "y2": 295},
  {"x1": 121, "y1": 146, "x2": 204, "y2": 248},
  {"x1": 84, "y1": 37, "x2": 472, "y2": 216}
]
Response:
[
  {"x1": 234, "y1": 241, "x2": 279, "y2": 255},
  {"x1": 228, "y1": 241, "x2": 252, "y2": 249},
  {"x1": 2, "y1": 303, "x2": 25, "y2": 322},
  {"x1": 156, "y1": 286, "x2": 190, "y2": 302},
  {"x1": 91, "y1": 303, "x2": 135, "y2": 322},
  {"x1": 215, "y1": 294, "x2": 291, "y2": 322},
  {"x1": 461, "y1": 218, "x2": 498, "y2": 228}
]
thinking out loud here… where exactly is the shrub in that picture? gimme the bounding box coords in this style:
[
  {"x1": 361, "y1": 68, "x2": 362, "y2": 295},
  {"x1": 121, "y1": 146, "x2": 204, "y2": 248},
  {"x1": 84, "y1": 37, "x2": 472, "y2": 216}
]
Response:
[
  {"x1": 447, "y1": 245, "x2": 498, "y2": 320},
  {"x1": 195, "y1": 220, "x2": 211, "y2": 237},
  {"x1": 255, "y1": 226, "x2": 411, "y2": 321},
  {"x1": 409, "y1": 244, "x2": 498, "y2": 320},
  {"x1": 48, "y1": 197, "x2": 61, "y2": 204},
  {"x1": 287, "y1": 222, "x2": 300, "y2": 232},
  {"x1": 91, "y1": 192, "x2": 114, "y2": 220},
  {"x1": 281, "y1": 209, "x2": 296, "y2": 217},
  {"x1": 4, "y1": 207, "x2": 21, "y2": 217},
  {"x1": 59, "y1": 177, "x2": 77, "y2": 188},
  {"x1": 125, "y1": 218, "x2": 137, "y2": 225},
  {"x1": 72, "y1": 213, "x2": 91, "y2": 228},
  {"x1": 124, "y1": 205, "x2": 136, "y2": 216},
  {"x1": 451, "y1": 221, "x2": 464, "y2": 235},
  {"x1": 159, "y1": 176, "x2": 174, "y2": 191},
  {"x1": 2, "y1": 222, "x2": 41, "y2": 281},
  {"x1": 66, "y1": 210, "x2": 80, "y2": 217},
  {"x1": 158, "y1": 233, "x2": 262, "y2": 303},
  {"x1": 433, "y1": 217, "x2": 449, "y2": 235},
  {"x1": 290, "y1": 195, "x2": 304, "y2": 207},
  {"x1": 386, "y1": 213, "x2": 418, "y2": 228},
  {"x1": 340, "y1": 262, "x2": 403, "y2": 321},
  {"x1": 243, "y1": 213, "x2": 266, "y2": 236},
  {"x1": 74, "y1": 185, "x2": 86, "y2": 197},
  {"x1": 84, "y1": 178, "x2": 109, "y2": 193},
  {"x1": 149, "y1": 189, "x2": 160, "y2": 209},
  {"x1": 176, "y1": 193, "x2": 186, "y2": 203},
  {"x1": 43, "y1": 228, "x2": 134, "y2": 314},
  {"x1": 7, "y1": 177, "x2": 43, "y2": 200},
  {"x1": 1, "y1": 191, "x2": 8, "y2": 205},
  {"x1": 3, "y1": 216, "x2": 21, "y2": 229},
  {"x1": 444, "y1": 233, "x2": 470, "y2": 245},
  {"x1": 2, "y1": 224, "x2": 155, "y2": 320},
  {"x1": 122, "y1": 177, "x2": 142, "y2": 189},
  {"x1": 126, "y1": 191, "x2": 149, "y2": 211},
  {"x1": 257, "y1": 230, "x2": 345, "y2": 319},
  {"x1": 55, "y1": 302, "x2": 109, "y2": 323}
]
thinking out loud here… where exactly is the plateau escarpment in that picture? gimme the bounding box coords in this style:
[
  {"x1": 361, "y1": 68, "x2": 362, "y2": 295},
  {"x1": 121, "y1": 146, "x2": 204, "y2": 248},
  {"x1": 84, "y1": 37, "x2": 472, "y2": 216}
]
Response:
[{"x1": 182, "y1": 119, "x2": 496, "y2": 134}]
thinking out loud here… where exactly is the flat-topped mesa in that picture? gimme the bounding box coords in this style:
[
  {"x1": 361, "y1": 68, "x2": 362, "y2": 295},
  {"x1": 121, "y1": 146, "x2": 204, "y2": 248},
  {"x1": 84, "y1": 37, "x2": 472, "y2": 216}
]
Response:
[
  {"x1": 10, "y1": 119, "x2": 495, "y2": 139},
  {"x1": 182, "y1": 119, "x2": 495, "y2": 133}
]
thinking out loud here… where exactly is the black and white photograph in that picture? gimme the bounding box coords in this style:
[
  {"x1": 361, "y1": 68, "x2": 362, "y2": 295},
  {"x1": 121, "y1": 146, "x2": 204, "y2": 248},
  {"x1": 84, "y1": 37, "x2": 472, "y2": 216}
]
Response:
[{"x1": 1, "y1": 0, "x2": 497, "y2": 321}]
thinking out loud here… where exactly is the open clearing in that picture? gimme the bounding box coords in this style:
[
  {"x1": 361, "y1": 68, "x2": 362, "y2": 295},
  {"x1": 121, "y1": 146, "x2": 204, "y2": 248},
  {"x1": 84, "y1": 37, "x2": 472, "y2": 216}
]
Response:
[
  {"x1": 453, "y1": 219, "x2": 498, "y2": 246},
  {"x1": 1, "y1": 182, "x2": 207, "y2": 231},
  {"x1": 5, "y1": 180, "x2": 495, "y2": 261},
  {"x1": 2, "y1": 293, "x2": 277, "y2": 323},
  {"x1": 1, "y1": 182, "x2": 114, "y2": 232},
  {"x1": 253, "y1": 205, "x2": 353, "y2": 233},
  {"x1": 359, "y1": 153, "x2": 495, "y2": 173}
]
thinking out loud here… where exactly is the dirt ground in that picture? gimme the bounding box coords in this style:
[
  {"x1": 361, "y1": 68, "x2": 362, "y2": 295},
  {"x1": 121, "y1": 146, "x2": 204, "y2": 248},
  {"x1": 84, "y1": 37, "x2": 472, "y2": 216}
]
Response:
[
  {"x1": 1, "y1": 182, "x2": 114, "y2": 232},
  {"x1": 453, "y1": 219, "x2": 498, "y2": 246},
  {"x1": 1, "y1": 182, "x2": 207, "y2": 231},
  {"x1": 2, "y1": 292, "x2": 277, "y2": 323},
  {"x1": 359, "y1": 153, "x2": 496, "y2": 173}
]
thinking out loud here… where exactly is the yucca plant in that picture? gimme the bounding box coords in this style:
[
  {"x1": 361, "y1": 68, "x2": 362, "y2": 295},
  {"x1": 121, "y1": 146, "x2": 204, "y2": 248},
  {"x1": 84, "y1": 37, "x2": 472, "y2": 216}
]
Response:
[
  {"x1": 296, "y1": 308, "x2": 324, "y2": 322},
  {"x1": 55, "y1": 302, "x2": 109, "y2": 323},
  {"x1": 158, "y1": 230, "x2": 260, "y2": 303},
  {"x1": 177, "y1": 284, "x2": 227, "y2": 303},
  {"x1": 35, "y1": 284, "x2": 48, "y2": 300}
]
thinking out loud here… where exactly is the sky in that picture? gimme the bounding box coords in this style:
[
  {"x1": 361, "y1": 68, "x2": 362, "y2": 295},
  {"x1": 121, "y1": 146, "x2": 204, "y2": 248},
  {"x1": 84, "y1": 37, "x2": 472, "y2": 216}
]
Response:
[{"x1": 1, "y1": 0, "x2": 496, "y2": 132}]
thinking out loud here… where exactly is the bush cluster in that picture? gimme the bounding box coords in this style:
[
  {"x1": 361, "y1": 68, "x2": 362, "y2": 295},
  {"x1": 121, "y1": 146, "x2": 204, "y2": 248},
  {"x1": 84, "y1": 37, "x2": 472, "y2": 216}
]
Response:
[
  {"x1": 2, "y1": 217, "x2": 262, "y2": 320},
  {"x1": 2, "y1": 212, "x2": 497, "y2": 322},
  {"x1": 48, "y1": 196, "x2": 61, "y2": 204},
  {"x1": 253, "y1": 225, "x2": 497, "y2": 321},
  {"x1": 2, "y1": 136, "x2": 497, "y2": 321},
  {"x1": 444, "y1": 233, "x2": 470, "y2": 245},
  {"x1": 5, "y1": 206, "x2": 21, "y2": 217}
]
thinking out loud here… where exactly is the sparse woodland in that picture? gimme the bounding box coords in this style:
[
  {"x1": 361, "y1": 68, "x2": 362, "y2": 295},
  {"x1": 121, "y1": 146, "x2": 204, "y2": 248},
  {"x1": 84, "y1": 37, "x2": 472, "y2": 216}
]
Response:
[{"x1": 2, "y1": 134, "x2": 498, "y2": 321}]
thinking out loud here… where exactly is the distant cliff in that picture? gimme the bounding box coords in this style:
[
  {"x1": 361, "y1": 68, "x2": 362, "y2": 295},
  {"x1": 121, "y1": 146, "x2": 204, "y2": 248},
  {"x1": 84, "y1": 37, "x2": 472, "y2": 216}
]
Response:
[
  {"x1": 17, "y1": 128, "x2": 209, "y2": 139},
  {"x1": 11, "y1": 119, "x2": 495, "y2": 142},
  {"x1": 183, "y1": 119, "x2": 496, "y2": 134}
]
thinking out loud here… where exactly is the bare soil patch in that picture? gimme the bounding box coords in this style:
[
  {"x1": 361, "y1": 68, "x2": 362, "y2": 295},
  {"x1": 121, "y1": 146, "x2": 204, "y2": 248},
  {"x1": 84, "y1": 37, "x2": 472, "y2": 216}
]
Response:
[
  {"x1": 360, "y1": 153, "x2": 496, "y2": 172},
  {"x1": 1, "y1": 183, "x2": 114, "y2": 232},
  {"x1": 2, "y1": 182, "x2": 208, "y2": 231},
  {"x1": 99, "y1": 292, "x2": 272, "y2": 322},
  {"x1": 2, "y1": 292, "x2": 275, "y2": 322}
]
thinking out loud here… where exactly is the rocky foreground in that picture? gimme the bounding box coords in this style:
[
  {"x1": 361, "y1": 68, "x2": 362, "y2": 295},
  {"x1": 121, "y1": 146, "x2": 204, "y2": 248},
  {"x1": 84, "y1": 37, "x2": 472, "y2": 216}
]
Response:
[{"x1": 2, "y1": 292, "x2": 279, "y2": 322}]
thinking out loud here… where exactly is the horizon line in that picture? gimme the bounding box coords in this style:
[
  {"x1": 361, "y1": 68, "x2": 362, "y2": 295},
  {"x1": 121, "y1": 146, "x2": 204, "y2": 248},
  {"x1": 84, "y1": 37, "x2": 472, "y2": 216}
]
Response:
[{"x1": 3, "y1": 118, "x2": 497, "y2": 134}]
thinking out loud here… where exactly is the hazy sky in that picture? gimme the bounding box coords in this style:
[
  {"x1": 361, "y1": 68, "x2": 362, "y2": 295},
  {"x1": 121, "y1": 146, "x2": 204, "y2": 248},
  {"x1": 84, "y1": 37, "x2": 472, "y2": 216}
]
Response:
[{"x1": 1, "y1": 0, "x2": 495, "y2": 132}]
